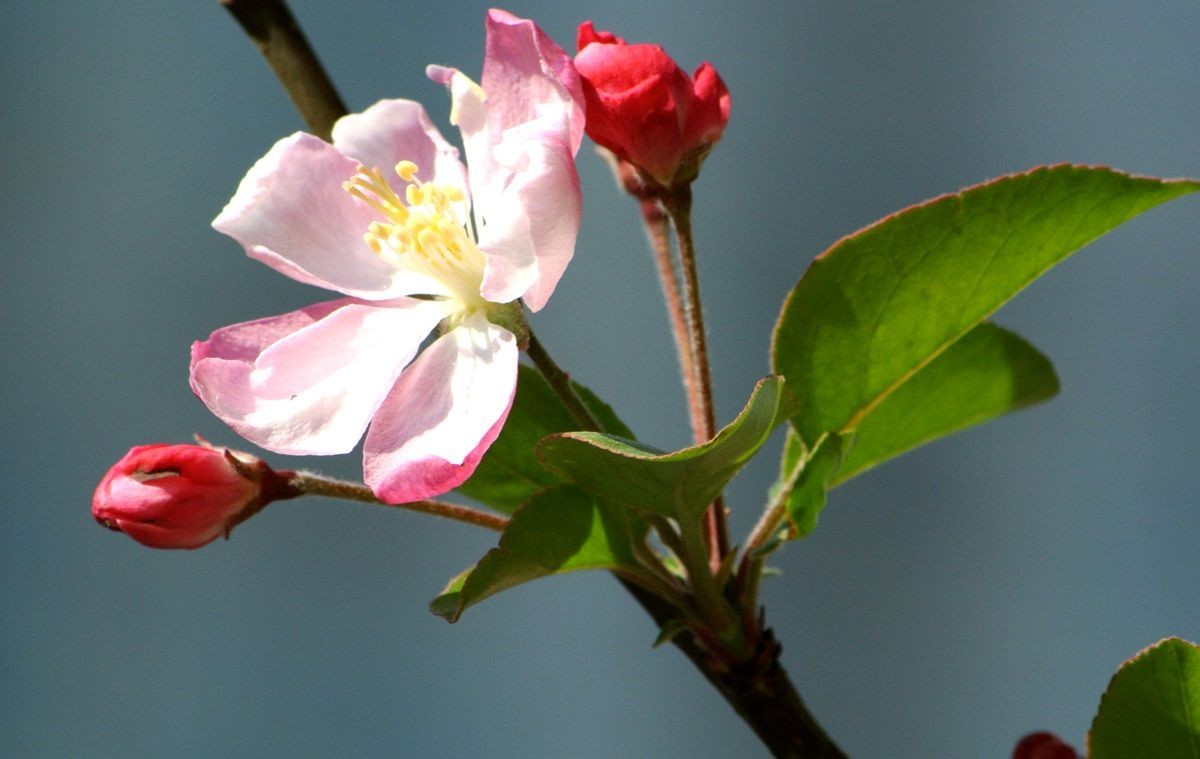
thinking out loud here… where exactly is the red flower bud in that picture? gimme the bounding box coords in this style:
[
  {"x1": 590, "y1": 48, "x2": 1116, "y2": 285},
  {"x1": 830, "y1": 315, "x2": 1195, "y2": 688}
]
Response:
[
  {"x1": 575, "y1": 21, "x2": 730, "y2": 187},
  {"x1": 92, "y1": 443, "x2": 295, "y2": 549},
  {"x1": 1013, "y1": 731, "x2": 1079, "y2": 759}
]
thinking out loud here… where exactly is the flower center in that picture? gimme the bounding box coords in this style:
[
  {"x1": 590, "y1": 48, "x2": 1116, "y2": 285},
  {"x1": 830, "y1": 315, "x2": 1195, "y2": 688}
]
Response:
[{"x1": 343, "y1": 161, "x2": 486, "y2": 307}]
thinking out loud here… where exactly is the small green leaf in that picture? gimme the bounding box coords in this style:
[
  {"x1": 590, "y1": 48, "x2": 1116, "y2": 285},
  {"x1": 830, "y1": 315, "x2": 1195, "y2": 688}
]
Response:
[
  {"x1": 773, "y1": 165, "x2": 1199, "y2": 446},
  {"x1": 430, "y1": 486, "x2": 642, "y2": 623},
  {"x1": 455, "y1": 365, "x2": 632, "y2": 513},
  {"x1": 1089, "y1": 637, "x2": 1200, "y2": 758},
  {"x1": 833, "y1": 322, "x2": 1059, "y2": 485},
  {"x1": 537, "y1": 377, "x2": 784, "y2": 524},
  {"x1": 777, "y1": 431, "x2": 848, "y2": 538}
]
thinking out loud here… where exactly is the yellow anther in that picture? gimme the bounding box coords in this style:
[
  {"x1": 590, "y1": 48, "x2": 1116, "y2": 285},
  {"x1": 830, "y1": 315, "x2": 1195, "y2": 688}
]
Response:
[
  {"x1": 340, "y1": 157, "x2": 485, "y2": 303},
  {"x1": 418, "y1": 228, "x2": 447, "y2": 256},
  {"x1": 395, "y1": 161, "x2": 419, "y2": 183}
]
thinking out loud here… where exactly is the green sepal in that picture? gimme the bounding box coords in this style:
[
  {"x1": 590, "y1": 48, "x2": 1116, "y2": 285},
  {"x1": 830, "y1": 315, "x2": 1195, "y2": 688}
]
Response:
[{"x1": 484, "y1": 301, "x2": 529, "y2": 350}]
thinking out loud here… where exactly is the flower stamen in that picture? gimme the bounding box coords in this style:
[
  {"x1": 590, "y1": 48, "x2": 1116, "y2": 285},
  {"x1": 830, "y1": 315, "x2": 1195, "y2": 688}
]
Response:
[{"x1": 343, "y1": 161, "x2": 485, "y2": 305}]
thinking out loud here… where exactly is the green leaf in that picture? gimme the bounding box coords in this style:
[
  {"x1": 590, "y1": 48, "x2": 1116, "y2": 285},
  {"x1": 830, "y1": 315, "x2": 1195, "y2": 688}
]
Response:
[
  {"x1": 773, "y1": 165, "x2": 1199, "y2": 446},
  {"x1": 833, "y1": 322, "x2": 1059, "y2": 485},
  {"x1": 774, "y1": 430, "x2": 848, "y2": 538},
  {"x1": 766, "y1": 324, "x2": 1055, "y2": 543},
  {"x1": 537, "y1": 377, "x2": 784, "y2": 524},
  {"x1": 430, "y1": 486, "x2": 642, "y2": 623},
  {"x1": 1089, "y1": 637, "x2": 1200, "y2": 759},
  {"x1": 455, "y1": 365, "x2": 632, "y2": 513}
]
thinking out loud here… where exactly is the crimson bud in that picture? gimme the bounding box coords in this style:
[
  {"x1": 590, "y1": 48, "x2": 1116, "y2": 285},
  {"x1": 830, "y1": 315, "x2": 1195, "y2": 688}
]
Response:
[
  {"x1": 92, "y1": 443, "x2": 296, "y2": 549},
  {"x1": 575, "y1": 21, "x2": 730, "y2": 187},
  {"x1": 1013, "y1": 731, "x2": 1079, "y2": 759}
]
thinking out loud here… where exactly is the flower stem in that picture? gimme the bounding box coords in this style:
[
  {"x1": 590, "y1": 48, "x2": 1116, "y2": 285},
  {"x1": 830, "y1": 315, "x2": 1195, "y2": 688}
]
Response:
[
  {"x1": 678, "y1": 509, "x2": 746, "y2": 653},
  {"x1": 289, "y1": 471, "x2": 509, "y2": 532},
  {"x1": 525, "y1": 329, "x2": 604, "y2": 433},
  {"x1": 661, "y1": 185, "x2": 729, "y2": 569},
  {"x1": 744, "y1": 461, "x2": 801, "y2": 558},
  {"x1": 220, "y1": 0, "x2": 347, "y2": 141},
  {"x1": 738, "y1": 480, "x2": 795, "y2": 618},
  {"x1": 622, "y1": 167, "x2": 703, "y2": 434},
  {"x1": 641, "y1": 202, "x2": 691, "y2": 372}
]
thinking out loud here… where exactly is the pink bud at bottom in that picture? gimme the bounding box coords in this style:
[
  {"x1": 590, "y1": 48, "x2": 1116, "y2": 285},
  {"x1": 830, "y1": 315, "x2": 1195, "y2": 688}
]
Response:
[{"x1": 92, "y1": 443, "x2": 296, "y2": 549}]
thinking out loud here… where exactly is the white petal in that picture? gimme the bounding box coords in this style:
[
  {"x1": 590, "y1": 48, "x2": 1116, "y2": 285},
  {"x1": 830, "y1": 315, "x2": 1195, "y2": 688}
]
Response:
[
  {"x1": 213, "y1": 132, "x2": 452, "y2": 300},
  {"x1": 190, "y1": 298, "x2": 452, "y2": 455},
  {"x1": 427, "y1": 65, "x2": 492, "y2": 213},
  {"x1": 363, "y1": 314, "x2": 518, "y2": 502},
  {"x1": 476, "y1": 114, "x2": 581, "y2": 310},
  {"x1": 331, "y1": 99, "x2": 469, "y2": 199}
]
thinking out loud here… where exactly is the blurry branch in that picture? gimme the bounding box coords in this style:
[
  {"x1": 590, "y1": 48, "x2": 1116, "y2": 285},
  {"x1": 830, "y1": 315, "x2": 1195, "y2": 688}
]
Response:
[{"x1": 221, "y1": 0, "x2": 347, "y2": 140}]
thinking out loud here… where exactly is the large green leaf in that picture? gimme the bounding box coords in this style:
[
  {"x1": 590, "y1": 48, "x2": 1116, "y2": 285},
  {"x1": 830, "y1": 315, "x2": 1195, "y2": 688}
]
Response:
[
  {"x1": 773, "y1": 165, "x2": 1199, "y2": 446},
  {"x1": 430, "y1": 486, "x2": 643, "y2": 623},
  {"x1": 1089, "y1": 637, "x2": 1200, "y2": 758},
  {"x1": 832, "y1": 322, "x2": 1059, "y2": 485},
  {"x1": 768, "y1": 324, "x2": 1056, "y2": 542},
  {"x1": 536, "y1": 377, "x2": 783, "y2": 525},
  {"x1": 455, "y1": 365, "x2": 632, "y2": 513}
]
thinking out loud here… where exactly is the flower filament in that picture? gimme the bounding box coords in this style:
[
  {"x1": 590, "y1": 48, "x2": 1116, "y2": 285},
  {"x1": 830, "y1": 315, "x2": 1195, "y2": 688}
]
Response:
[{"x1": 343, "y1": 161, "x2": 486, "y2": 310}]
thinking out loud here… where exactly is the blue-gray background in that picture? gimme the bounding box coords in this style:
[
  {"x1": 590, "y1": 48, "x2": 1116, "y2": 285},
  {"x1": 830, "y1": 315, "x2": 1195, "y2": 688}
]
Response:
[{"x1": 3, "y1": 2, "x2": 1198, "y2": 757}]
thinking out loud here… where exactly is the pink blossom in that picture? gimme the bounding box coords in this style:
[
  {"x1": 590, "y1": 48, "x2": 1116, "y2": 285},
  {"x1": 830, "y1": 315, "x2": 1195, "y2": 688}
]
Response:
[
  {"x1": 190, "y1": 10, "x2": 583, "y2": 503},
  {"x1": 93, "y1": 444, "x2": 293, "y2": 549}
]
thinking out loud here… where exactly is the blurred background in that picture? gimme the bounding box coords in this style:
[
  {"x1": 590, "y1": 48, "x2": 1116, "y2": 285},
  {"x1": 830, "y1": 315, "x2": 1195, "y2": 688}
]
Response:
[{"x1": 3, "y1": 1, "x2": 1198, "y2": 756}]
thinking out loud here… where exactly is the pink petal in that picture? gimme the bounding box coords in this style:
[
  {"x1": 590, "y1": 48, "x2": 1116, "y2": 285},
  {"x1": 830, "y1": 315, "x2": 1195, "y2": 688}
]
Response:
[
  {"x1": 576, "y1": 20, "x2": 627, "y2": 49},
  {"x1": 477, "y1": 120, "x2": 581, "y2": 311},
  {"x1": 684, "y1": 62, "x2": 732, "y2": 148},
  {"x1": 363, "y1": 314, "x2": 518, "y2": 502},
  {"x1": 330, "y1": 99, "x2": 469, "y2": 199},
  {"x1": 190, "y1": 298, "x2": 452, "y2": 455},
  {"x1": 427, "y1": 13, "x2": 584, "y2": 311},
  {"x1": 213, "y1": 133, "x2": 450, "y2": 300},
  {"x1": 483, "y1": 9, "x2": 585, "y2": 154}
]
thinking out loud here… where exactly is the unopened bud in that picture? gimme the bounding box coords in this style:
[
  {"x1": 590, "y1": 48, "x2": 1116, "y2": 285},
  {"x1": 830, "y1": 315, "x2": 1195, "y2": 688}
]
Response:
[
  {"x1": 92, "y1": 443, "x2": 297, "y2": 549},
  {"x1": 575, "y1": 21, "x2": 731, "y2": 189},
  {"x1": 1013, "y1": 731, "x2": 1079, "y2": 759}
]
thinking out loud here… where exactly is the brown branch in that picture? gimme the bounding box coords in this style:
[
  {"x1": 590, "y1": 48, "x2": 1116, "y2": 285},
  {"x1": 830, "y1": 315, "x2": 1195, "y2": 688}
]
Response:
[
  {"x1": 621, "y1": 579, "x2": 846, "y2": 758},
  {"x1": 221, "y1": 0, "x2": 348, "y2": 141}
]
